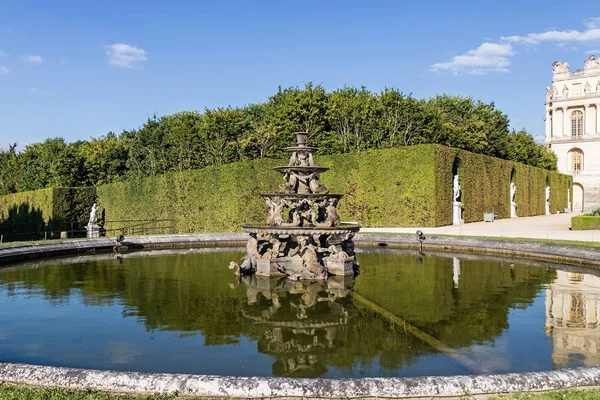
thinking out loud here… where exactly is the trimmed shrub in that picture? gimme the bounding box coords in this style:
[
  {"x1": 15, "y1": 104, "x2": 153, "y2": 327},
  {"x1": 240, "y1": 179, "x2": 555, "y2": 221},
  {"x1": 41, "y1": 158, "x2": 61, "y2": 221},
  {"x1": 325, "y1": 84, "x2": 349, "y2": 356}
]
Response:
[{"x1": 572, "y1": 215, "x2": 600, "y2": 230}]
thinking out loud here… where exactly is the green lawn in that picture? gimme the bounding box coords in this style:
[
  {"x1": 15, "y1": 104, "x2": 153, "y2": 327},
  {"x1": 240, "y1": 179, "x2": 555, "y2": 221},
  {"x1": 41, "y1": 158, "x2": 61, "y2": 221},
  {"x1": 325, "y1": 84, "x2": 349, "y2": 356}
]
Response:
[{"x1": 1, "y1": 385, "x2": 600, "y2": 399}]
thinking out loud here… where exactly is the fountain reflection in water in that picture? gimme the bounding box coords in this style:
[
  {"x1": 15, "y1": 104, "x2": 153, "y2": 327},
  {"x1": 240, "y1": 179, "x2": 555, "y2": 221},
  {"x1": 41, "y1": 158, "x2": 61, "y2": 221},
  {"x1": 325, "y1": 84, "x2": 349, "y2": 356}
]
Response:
[
  {"x1": 232, "y1": 274, "x2": 355, "y2": 377},
  {"x1": 231, "y1": 132, "x2": 360, "y2": 280}
]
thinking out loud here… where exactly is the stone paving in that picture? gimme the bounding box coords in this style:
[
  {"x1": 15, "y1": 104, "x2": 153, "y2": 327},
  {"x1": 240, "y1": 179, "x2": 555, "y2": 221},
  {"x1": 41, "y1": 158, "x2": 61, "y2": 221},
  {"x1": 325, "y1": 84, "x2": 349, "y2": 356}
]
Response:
[{"x1": 360, "y1": 212, "x2": 600, "y2": 242}]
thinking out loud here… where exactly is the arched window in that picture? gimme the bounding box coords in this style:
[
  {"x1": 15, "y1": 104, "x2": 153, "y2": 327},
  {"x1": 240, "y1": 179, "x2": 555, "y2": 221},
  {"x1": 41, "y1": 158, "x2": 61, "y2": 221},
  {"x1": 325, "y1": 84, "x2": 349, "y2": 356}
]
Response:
[
  {"x1": 571, "y1": 110, "x2": 583, "y2": 137},
  {"x1": 569, "y1": 148, "x2": 583, "y2": 173}
]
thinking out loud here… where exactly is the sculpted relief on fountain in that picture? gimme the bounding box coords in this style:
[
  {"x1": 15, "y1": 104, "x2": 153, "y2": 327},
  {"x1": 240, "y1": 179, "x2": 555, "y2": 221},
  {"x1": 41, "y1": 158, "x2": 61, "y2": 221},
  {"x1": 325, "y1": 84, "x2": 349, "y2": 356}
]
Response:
[{"x1": 229, "y1": 132, "x2": 360, "y2": 280}]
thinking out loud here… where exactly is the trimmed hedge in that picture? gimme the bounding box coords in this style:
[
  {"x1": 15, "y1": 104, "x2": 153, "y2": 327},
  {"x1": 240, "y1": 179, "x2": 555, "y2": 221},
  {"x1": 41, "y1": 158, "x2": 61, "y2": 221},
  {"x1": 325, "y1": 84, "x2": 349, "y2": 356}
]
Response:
[
  {"x1": 96, "y1": 144, "x2": 571, "y2": 231},
  {"x1": 0, "y1": 187, "x2": 97, "y2": 236},
  {"x1": 571, "y1": 215, "x2": 600, "y2": 230},
  {"x1": 434, "y1": 146, "x2": 572, "y2": 225},
  {"x1": 0, "y1": 145, "x2": 571, "y2": 235}
]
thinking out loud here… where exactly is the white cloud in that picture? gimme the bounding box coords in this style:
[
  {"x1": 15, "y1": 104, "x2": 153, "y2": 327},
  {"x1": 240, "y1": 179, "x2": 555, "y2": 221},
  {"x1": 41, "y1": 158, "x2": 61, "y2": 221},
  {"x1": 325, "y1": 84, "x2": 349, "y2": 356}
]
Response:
[
  {"x1": 0, "y1": 51, "x2": 8, "y2": 58},
  {"x1": 105, "y1": 43, "x2": 147, "y2": 69},
  {"x1": 584, "y1": 17, "x2": 600, "y2": 29},
  {"x1": 0, "y1": 66, "x2": 10, "y2": 74},
  {"x1": 25, "y1": 54, "x2": 44, "y2": 63},
  {"x1": 501, "y1": 19, "x2": 600, "y2": 45},
  {"x1": 29, "y1": 87, "x2": 39, "y2": 93},
  {"x1": 586, "y1": 49, "x2": 600, "y2": 55},
  {"x1": 432, "y1": 17, "x2": 600, "y2": 75},
  {"x1": 430, "y1": 43, "x2": 514, "y2": 75}
]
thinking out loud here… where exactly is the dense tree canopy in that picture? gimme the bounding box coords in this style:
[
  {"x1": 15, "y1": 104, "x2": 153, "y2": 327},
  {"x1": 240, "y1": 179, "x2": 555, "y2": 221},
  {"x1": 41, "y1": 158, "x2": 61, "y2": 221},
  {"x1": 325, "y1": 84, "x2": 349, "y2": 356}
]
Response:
[{"x1": 0, "y1": 84, "x2": 557, "y2": 195}]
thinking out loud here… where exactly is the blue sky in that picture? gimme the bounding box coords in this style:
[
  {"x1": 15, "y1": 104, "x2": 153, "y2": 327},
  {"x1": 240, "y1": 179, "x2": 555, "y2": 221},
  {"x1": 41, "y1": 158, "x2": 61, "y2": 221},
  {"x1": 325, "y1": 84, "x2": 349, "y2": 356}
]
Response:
[{"x1": 1, "y1": 0, "x2": 600, "y2": 149}]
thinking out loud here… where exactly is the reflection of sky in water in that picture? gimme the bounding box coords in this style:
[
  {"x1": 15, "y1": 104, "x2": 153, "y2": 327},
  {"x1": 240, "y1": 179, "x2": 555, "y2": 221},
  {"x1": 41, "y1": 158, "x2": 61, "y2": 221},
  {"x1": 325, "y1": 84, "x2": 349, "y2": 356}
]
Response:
[{"x1": 0, "y1": 250, "x2": 598, "y2": 377}]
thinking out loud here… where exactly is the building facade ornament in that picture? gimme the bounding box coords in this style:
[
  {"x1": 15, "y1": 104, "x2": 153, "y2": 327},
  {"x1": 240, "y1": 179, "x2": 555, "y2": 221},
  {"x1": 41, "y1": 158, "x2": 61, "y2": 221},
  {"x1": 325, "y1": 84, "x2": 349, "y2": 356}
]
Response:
[
  {"x1": 546, "y1": 85, "x2": 553, "y2": 102},
  {"x1": 584, "y1": 54, "x2": 600, "y2": 70},
  {"x1": 545, "y1": 57, "x2": 600, "y2": 213},
  {"x1": 552, "y1": 61, "x2": 570, "y2": 76}
]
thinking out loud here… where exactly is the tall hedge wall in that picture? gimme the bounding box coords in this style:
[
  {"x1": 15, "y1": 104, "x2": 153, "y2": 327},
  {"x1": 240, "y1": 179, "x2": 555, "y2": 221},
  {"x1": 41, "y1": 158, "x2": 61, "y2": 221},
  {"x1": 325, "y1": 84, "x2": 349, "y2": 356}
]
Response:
[
  {"x1": 434, "y1": 146, "x2": 572, "y2": 225},
  {"x1": 98, "y1": 145, "x2": 439, "y2": 232},
  {"x1": 97, "y1": 144, "x2": 571, "y2": 232},
  {"x1": 0, "y1": 187, "x2": 97, "y2": 235},
  {"x1": 1, "y1": 144, "x2": 572, "y2": 236}
]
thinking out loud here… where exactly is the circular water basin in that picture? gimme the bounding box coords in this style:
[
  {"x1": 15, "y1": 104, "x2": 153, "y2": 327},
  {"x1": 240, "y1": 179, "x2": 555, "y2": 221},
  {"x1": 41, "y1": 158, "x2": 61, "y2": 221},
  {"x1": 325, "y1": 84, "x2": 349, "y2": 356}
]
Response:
[{"x1": 0, "y1": 248, "x2": 597, "y2": 378}]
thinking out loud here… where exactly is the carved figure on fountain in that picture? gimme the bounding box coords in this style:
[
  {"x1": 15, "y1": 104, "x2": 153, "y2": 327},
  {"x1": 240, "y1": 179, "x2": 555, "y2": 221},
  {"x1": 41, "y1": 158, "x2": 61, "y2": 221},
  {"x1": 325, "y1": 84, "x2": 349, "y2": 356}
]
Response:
[{"x1": 232, "y1": 131, "x2": 360, "y2": 281}]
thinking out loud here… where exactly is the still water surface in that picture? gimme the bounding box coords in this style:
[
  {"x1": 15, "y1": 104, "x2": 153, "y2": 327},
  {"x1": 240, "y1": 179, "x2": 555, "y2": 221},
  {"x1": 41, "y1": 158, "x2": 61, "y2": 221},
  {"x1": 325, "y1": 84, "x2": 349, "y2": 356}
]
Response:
[{"x1": 0, "y1": 249, "x2": 598, "y2": 378}]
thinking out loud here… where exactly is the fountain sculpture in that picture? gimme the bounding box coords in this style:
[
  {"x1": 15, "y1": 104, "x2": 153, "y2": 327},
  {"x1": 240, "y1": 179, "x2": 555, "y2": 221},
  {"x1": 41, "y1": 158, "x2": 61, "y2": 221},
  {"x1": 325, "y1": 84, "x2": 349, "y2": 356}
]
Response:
[{"x1": 230, "y1": 132, "x2": 361, "y2": 280}]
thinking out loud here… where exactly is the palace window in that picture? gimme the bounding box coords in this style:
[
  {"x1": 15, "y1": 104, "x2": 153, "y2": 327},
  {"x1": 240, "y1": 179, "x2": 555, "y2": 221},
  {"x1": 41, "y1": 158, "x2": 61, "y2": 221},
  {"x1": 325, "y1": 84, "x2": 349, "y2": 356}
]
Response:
[
  {"x1": 571, "y1": 110, "x2": 584, "y2": 137},
  {"x1": 569, "y1": 149, "x2": 583, "y2": 174},
  {"x1": 572, "y1": 83, "x2": 582, "y2": 96}
]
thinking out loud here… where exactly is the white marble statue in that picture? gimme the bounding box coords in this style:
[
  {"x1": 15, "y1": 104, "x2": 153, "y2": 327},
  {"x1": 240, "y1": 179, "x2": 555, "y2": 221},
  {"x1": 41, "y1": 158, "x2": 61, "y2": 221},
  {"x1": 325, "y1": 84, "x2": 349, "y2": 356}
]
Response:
[
  {"x1": 453, "y1": 175, "x2": 461, "y2": 202},
  {"x1": 562, "y1": 84, "x2": 569, "y2": 97},
  {"x1": 510, "y1": 182, "x2": 517, "y2": 218},
  {"x1": 88, "y1": 203, "x2": 99, "y2": 227},
  {"x1": 545, "y1": 186, "x2": 551, "y2": 215},
  {"x1": 584, "y1": 81, "x2": 591, "y2": 95}
]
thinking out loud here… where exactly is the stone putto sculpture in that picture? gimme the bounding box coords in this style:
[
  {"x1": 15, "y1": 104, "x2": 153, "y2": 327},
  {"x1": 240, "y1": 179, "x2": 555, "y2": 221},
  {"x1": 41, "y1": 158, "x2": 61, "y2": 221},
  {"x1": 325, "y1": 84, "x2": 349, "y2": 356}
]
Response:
[{"x1": 230, "y1": 132, "x2": 360, "y2": 280}]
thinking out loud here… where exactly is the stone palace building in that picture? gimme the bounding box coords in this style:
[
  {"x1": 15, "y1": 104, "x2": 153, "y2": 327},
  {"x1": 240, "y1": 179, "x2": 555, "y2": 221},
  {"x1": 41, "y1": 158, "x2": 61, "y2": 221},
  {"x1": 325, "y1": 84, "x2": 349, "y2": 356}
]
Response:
[{"x1": 545, "y1": 55, "x2": 600, "y2": 212}]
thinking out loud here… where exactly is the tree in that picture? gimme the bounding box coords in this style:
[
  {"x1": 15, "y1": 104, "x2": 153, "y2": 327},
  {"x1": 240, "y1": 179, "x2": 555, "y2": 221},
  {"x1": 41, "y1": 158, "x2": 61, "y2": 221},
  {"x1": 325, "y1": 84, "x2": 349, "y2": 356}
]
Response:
[{"x1": 327, "y1": 86, "x2": 376, "y2": 152}]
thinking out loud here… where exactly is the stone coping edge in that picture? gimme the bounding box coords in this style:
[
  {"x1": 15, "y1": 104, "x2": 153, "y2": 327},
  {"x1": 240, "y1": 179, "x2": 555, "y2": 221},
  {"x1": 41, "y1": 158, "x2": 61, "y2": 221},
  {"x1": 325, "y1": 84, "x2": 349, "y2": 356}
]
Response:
[
  {"x1": 1, "y1": 361, "x2": 600, "y2": 398},
  {"x1": 1, "y1": 232, "x2": 599, "y2": 268}
]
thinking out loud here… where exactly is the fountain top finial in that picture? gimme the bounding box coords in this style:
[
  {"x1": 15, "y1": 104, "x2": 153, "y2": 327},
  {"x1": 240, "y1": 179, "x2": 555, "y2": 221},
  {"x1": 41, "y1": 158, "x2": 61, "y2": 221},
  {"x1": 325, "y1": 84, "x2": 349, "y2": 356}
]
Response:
[{"x1": 294, "y1": 132, "x2": 308, "y2": 148}]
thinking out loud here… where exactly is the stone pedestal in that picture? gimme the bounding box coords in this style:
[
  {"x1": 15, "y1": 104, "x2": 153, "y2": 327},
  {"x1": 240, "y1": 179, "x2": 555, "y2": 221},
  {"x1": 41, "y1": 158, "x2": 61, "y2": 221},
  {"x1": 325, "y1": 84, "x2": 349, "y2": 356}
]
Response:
[
  {"x1": 511, "y1": 202, "x2": 518, "y2": 218},
  {"x1": 546, "y1": 202, "x2": 551, "y2": 215},
  {"x1": 452, "y1": 201, "x2": 463, "y2": 225},
  {"x1": 324, "y1": 256, "x2": 355, "y2": 276},
  {"x1": 256, "y1": 257, "x2": 301, "y2": 277},
  {"x1": 86, "y1": 224, "x2": 100, "y2": 238}
]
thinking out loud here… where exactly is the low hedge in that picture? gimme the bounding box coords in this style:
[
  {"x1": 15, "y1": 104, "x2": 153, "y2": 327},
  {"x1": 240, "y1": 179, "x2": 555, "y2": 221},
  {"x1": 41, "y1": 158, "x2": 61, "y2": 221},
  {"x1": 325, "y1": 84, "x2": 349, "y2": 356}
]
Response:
[{"x1": 571, "y1": 215, "x2": 600, "y2": 230}]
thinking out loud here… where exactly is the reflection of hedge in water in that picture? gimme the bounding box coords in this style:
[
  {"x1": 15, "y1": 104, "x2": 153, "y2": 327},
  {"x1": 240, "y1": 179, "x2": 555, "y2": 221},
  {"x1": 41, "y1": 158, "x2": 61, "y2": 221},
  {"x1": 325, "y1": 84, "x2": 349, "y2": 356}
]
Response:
[
  {"x1": 355, "y1": 253, "x2": 557, "y2": 348},
  {"x1": 0, "y1": 253, "x2": 445, "y2": 376}
]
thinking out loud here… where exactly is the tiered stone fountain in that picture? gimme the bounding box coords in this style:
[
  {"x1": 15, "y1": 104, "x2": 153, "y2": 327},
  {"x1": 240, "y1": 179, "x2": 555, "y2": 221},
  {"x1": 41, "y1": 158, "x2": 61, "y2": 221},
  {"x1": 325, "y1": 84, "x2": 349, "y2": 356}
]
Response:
[{"x1": 230, "y1": 132, "x2": 360, "y2": 280}]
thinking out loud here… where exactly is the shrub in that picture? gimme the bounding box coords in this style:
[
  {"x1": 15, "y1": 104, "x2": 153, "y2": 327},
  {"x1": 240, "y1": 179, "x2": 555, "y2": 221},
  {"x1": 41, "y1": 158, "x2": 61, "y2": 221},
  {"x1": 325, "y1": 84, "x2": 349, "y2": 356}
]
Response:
[{"x1": 572, "y1": 215, "x2": 600, "y2": 230}]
